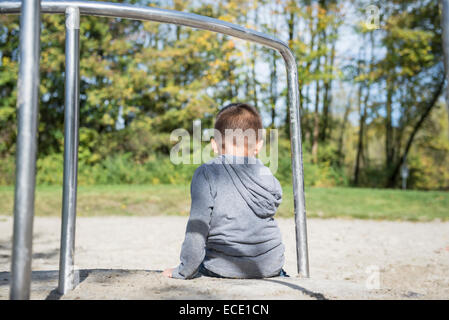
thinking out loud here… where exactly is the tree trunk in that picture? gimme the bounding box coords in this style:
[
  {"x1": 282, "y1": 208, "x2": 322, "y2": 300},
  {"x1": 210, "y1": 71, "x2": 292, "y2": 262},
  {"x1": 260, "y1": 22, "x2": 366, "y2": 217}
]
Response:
[
  {"x1": 354, "y1": 79, "x2": 371, "y2": 185},
  {"x1": 251, "y1": 49, "x2": 258, "y2": 109},
  {"x1": 311, "y1": 12, "x2": 321, "y2": 163},
  {"x1": 441, "y1": 0, "x2": 449, "y2": 136},
  {"x1": 270, "y1": 50, "x2": 277, "y2": 128},
  {"x1": 312, "y1": 78, "x2": 321, "y2": 163},
  {"x1": 304, "y1": 5, "x2": 316, "y2": 144},
  {"x1": 387, "y1": 77, "x2": 444, "y2": 187},
  {"x1": 251, "y1": 1, "x2": 259, "y2": 110},
  {"x1": 337, "y1": 92, "x2": 351, "y2": 166},
  {"x1": 353, "y1": 82, "x2": 365, "y2": 185},
  {"x1": 320, "y1": 29, "x2": 336, "y2": 142},
  {"x1": 385, "y1": 74, "x2": 394, "y2": 170}
]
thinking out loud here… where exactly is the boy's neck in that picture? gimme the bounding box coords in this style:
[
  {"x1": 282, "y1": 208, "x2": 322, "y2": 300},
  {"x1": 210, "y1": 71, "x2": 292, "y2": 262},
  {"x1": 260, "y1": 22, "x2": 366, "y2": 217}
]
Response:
[
  {"x1": 219, "y1": 148, "x2": 256, "y2": 158},
  {"x1": 220, "y1": 153, "x2": 256, "y2": 158}
]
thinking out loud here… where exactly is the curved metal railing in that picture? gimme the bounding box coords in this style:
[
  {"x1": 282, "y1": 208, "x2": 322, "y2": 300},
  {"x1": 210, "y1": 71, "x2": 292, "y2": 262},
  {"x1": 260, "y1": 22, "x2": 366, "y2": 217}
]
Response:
[{"x1": 1, "y1": 0, "x2": 309, "y2": 299}]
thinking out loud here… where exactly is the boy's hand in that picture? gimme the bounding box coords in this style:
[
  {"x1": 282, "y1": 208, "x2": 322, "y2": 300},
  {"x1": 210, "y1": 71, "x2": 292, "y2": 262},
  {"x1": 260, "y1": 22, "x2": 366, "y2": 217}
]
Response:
[{"x1": 162, "y1": 267, "x2": 175, "y2": 278}]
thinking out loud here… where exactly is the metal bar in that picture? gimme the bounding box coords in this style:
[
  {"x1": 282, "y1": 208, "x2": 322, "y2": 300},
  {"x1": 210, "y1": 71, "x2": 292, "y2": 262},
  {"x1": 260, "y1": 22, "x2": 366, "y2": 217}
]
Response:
[
  {"x1": 282, "y1": 51, "x2": 310, "y2": 278},
  {"x1": 10, "y1": 0, "x2": 41, "y2": 300},
  {"x1": 0, "y1": 1, "x2": 288, "y2": 52},
  {"x1": 58, "y1": 6, "x2": 80, "y2": 295},
  {"x1": 441, "y1": 0, "x2": 449, "y2": 134},
  {"x1": 1, "y1": 0, "x2": 310, "y2": 279}
]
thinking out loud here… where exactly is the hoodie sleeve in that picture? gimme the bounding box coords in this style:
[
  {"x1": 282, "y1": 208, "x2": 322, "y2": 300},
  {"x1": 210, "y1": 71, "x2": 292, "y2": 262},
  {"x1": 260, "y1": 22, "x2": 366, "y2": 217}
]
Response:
[{"x1": 172, "y1": 165, "x2": 214, "y2": 279}]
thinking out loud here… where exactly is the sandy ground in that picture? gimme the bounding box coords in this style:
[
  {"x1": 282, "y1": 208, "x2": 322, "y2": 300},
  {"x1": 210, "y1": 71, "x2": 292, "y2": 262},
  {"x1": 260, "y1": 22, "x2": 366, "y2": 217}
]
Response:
[{"x1": 0, "y1": 215, "x2": 448, "y2": 300}]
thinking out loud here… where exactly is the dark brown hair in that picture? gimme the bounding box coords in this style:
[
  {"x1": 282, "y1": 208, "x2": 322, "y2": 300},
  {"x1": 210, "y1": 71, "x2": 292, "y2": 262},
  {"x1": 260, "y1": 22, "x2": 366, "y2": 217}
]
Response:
[{"x1": 214, "y1": 103, "x2": 263, "y2": 147}]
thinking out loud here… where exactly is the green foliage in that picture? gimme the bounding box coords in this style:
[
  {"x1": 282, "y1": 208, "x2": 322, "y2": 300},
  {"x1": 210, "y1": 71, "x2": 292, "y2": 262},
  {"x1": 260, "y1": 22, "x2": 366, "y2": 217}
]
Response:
[
  {"x1": 0, "y1": 133, "x2": 349, "y2": 187},
  {"x1": 29, "y1": 152, "x2": 198, "y2": 186},
  {"x1": 405, "y1": 105, "x2": 449, "y2": 190},
  {"x1": 36, "y1": 153, "x2": 64, "y2": 185},
  {"x1": 0, "y1": 156, "x2": 14, "y2": 185},
  {"x1": 273, "y1": 136, "x2": 348, "y2": 187},
  {"x1": 0, "y1": 0, "x2": 448, "y2": 191}
]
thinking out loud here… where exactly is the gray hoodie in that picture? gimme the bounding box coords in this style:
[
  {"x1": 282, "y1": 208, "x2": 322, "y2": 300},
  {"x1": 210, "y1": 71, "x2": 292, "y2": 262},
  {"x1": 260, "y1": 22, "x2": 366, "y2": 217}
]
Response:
[{"x1": 172, "y1": 154, "x2": 285, "y2": 279}]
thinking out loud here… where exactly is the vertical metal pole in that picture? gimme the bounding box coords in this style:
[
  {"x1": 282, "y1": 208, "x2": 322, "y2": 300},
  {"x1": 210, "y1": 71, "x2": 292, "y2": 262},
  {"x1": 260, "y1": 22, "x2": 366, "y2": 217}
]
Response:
[
  {"x1": 282, "y1": 49, "x2": 310, "y2": 278},
  {"x1": 58, "y1": 6, "x2": 80, "y2": 295},
  {"x1": 441, "y1": 0, "x2": 449, "y2": 132},
  {"x1": 10, "y1": 0, "x2": 41, "y2": 300}
]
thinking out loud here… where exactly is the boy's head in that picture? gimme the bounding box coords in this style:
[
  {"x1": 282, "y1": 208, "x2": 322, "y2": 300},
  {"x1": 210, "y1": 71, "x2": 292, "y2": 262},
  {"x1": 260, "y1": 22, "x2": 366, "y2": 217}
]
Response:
[{"x1": 211, "y1": 103, "x2": 264, "y2": 157}]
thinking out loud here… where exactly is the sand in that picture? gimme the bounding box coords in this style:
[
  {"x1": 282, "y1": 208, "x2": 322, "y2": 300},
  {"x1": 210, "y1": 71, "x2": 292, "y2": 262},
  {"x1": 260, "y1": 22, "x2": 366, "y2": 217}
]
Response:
[{"x1": 0, "y1": 216, "x2": 448, "y2": 300}]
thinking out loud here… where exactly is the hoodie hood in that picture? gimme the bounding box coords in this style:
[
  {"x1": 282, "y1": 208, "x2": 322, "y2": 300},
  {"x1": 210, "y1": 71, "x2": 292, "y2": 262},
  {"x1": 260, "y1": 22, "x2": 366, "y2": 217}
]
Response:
[{"x1": 220, "y1": 154, "x2": 282, "y2": 218}]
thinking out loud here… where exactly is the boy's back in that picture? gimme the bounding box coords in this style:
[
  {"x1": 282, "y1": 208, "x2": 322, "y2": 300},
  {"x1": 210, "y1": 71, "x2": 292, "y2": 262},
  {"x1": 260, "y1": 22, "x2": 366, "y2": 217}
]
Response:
[
  {"x1": 202, "y1": 155, "x2": 284, "y2": 278},
  {"x1": 172, "y1": 154, "x2": 285, "y2": 279},
  {"x1": 167, "y1": 103, "x2": 285, "y2": 280}
]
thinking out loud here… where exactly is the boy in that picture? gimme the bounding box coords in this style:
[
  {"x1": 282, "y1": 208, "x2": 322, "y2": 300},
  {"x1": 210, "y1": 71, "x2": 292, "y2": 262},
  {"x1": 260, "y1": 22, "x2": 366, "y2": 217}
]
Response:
[{"x1": 163, "y1": 103, "x2": 286, "y2": 279}]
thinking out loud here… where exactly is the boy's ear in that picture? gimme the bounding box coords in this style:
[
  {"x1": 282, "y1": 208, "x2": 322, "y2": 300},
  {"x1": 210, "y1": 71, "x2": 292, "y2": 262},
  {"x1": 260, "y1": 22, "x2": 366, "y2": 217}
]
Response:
[
  {"x1": 254, "y1": 139, "x2": 264, "y2": 156},
  {"x1": 211, "y1": 138, "x2": 219, "y2": 154}
]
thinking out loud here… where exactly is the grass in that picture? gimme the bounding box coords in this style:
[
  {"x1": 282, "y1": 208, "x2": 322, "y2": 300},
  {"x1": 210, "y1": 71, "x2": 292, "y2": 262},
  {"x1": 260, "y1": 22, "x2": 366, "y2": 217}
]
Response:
[{"x1": 0, "y1": 184, "x2": 448, "y2": 221}]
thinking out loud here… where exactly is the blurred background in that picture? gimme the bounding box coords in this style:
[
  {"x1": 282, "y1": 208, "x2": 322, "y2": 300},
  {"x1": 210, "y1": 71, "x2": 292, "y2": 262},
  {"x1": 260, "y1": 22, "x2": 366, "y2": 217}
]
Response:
[{"x1": 0, "y1": 0, "x2": 448, "y2": 220}]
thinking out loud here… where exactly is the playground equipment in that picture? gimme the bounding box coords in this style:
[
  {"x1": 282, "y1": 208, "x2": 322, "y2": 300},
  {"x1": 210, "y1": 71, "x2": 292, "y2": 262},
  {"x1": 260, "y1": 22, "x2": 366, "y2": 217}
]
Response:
[{"x1": 0, "y1": 0, "x2": 310, "y2": 300}]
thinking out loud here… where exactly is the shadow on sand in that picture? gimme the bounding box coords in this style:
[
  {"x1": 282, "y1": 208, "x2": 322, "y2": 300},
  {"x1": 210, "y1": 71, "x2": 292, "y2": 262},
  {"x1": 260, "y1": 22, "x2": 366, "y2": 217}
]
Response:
[
  {"x1": 0, "y1": 269, "x2": 163, "y2": 300},
  {"x1": 0, "y1": 268, "x2": 327, "y2": 300}
]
